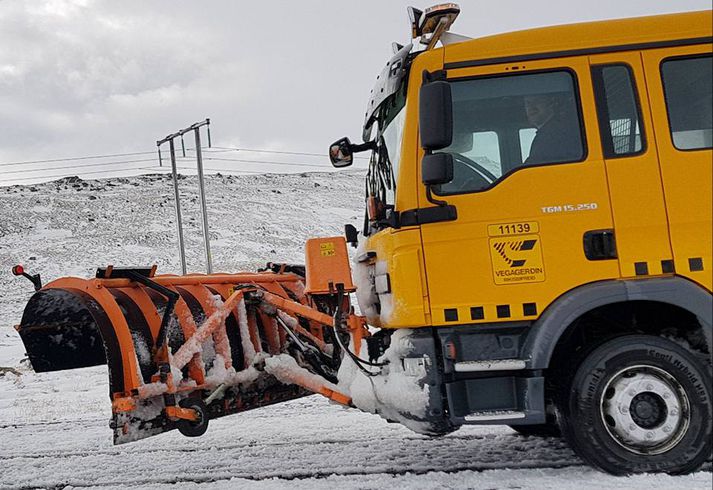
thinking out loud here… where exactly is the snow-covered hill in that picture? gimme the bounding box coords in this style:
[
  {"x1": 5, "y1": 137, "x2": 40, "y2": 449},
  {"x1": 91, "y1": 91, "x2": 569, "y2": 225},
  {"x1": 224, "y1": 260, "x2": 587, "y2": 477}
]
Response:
[
  {"x1": 0, "y1": 172, "x2": 710, "y2": 489},
  {"x1": 0, "y1": 171, "x2": 364, "y2": 347}
]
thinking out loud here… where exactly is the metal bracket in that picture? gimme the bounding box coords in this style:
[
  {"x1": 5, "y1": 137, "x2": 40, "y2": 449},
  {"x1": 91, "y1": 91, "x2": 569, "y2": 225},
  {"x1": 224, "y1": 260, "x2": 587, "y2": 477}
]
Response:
[{"x1": 123, "y1": 270, "x2": 179, "y2": 350}]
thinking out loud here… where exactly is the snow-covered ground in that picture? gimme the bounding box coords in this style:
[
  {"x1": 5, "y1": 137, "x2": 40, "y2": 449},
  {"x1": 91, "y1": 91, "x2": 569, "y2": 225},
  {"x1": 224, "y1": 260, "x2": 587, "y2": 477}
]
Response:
[{"x1": 0, "y1": 172, "x2": 710, "y2": 489}]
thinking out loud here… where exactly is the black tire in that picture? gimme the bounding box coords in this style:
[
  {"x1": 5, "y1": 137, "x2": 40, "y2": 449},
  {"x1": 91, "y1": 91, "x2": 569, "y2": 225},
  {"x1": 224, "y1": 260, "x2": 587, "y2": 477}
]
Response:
[
  {"x1": 559, "y1": 334, "x2": 712, "y2": 475},
  {"x1": 176, "y1": 398, "x2": 209, "y2": 437},
  {"x1": 509, "y1": 422, "x2": 561, "y2": 438}
]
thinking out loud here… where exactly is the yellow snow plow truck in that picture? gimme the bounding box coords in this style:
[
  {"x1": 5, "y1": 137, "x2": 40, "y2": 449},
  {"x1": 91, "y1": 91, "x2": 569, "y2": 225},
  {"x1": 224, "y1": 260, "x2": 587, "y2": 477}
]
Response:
[{"x1": 12, "y1": 4, "x2": 712, "y2": 476}]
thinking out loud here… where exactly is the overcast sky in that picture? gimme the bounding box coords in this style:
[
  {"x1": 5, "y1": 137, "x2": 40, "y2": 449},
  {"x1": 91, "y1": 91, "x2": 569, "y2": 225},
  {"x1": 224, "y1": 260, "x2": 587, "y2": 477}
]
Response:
[{"x1": 0, "y1": 0, "x2": 709, "y2": 184}]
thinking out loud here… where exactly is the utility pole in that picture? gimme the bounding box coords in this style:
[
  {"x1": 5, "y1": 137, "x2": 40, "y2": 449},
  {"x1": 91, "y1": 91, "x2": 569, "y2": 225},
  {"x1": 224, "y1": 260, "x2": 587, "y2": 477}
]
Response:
[{"x1": 156, "y1": 119, "x2": 213, "y2": 275}]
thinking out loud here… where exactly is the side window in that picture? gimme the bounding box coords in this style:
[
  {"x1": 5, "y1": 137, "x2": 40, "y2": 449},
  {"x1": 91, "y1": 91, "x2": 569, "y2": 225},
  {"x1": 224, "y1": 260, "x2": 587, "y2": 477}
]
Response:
[
  {"x1": 436, "y1": 70, "x2": 585, "y2": 195},
  {"x1": 661, "y1": 55, "x2": 713, "y2": 151},
  {"x1": 591, "y1": 64, "x2": 645, "y2": 158},
  {"x1": 460, "y1": 131, "x2": 502, "y2": 179}
]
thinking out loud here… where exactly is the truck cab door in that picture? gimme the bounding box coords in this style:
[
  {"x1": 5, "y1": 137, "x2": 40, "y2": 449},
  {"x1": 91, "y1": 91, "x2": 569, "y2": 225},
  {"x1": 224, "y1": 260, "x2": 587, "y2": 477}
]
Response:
[
  {"x1": 418, "y1": 57, "x2": 619, "y2": 326},
  {"x1": 641, "y1": 46, "x2": 712, "y2": 290},
  {"x1": 588, "y1": 52, "x2": 674, "y2": 279}
]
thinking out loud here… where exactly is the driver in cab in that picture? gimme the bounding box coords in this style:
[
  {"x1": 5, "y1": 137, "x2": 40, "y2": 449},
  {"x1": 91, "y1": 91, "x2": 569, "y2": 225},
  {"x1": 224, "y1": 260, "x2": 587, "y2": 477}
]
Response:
[{"x1": 524, "y1": 94, "x2": 582, "y2": 165}]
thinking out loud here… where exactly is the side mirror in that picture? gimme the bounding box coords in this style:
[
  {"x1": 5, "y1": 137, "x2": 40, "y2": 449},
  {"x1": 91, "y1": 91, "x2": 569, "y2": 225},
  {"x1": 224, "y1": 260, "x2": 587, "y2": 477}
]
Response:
[
  {"x1": 329, "y1": 137, "x2": 354, "y2": 168},
  {"x1": 419, "y1": 81, "x2": 453, "y2": 151},
  {"x1": 422, "y1": 153, "x2": 453, "y2": 186}
]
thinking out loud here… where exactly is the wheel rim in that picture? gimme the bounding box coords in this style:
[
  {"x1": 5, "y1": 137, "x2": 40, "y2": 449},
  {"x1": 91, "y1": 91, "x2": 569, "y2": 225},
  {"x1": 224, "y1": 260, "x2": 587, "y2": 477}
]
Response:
[
  {"x1": 599, "y1": 364, "x2": 690, "y2": 455},
  {"x1": 188, "y1": 403, "x2": 205, "y2": 427}
]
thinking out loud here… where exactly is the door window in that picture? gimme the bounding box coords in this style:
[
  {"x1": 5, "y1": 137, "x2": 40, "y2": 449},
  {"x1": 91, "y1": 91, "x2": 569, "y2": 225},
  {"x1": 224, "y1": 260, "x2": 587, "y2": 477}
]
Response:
[
  {"x1": 436, "y1": 70, "x2": 585, "y2": 195},
  {"x1": 591, "y1": 64, "x2": 645, "y2": 157}
]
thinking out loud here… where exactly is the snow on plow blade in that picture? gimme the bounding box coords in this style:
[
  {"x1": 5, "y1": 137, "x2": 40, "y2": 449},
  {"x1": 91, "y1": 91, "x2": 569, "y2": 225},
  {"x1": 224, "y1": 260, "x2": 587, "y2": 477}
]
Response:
[
  {"x1": 18, "y1": 288, "x2": 111, "y2": 373},
  {"x1": 15, "y1": 249, "x2": 358, "y2": 444}
]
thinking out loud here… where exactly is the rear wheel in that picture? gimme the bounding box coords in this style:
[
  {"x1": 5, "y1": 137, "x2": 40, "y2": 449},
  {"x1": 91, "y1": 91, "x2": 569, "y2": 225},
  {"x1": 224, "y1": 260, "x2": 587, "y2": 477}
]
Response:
[{"x1": 560, "y1": 335, "x2": 711, "y2": 474}]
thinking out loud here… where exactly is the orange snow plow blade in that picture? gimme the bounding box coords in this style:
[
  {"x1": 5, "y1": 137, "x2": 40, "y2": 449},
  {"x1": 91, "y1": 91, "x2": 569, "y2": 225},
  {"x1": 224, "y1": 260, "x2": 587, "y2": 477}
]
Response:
[{"x1": 15, "y1": 238, "x2": 361, "y2": 444}]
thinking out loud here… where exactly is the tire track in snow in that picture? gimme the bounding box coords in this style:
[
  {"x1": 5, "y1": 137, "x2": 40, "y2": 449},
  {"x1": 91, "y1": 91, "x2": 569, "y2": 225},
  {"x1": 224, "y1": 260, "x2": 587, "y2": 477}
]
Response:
[
  {"x1": 11, "y1": 463, "x2": 586, "y2": 489},
  {"x1": 0, "y1": 423, "x2": 582, "y2": 488},
  {"x1": 2, "y1": 451, "x2": 583, "y2": 490},
  {"x1": 0, "y1": 427, "x2": 525, "y2": 460},
  {"x1": 0, "y1": 418, "x2": 106, "y2": 430}
]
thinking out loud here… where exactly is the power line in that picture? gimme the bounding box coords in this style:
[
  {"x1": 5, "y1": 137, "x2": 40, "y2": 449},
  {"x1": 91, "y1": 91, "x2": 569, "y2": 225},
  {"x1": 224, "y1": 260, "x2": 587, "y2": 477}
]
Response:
[
  {"x1": 205, "y1": 157, "x2": 334, "y2": 169},
  {"x1": 209, "y1": 146, "x2": 326, "y2": 158},
  {"x1": 0, "y1": 153, "x2": 330, "y2": 175},
  {"x1": 0, "y1": 148, "x2": 220, "y2": 169},
  {"x1": 0, "y1": 153, "x2": 200, "y2": 175},
  {"x1": 0, "y1": 158, "x2": 158, "y2": 175},
  {"x1": 161, "y1": 147, "x2": 239, "y2": 159},
  {"x1": 0, "y1": 157, "x2": 366, "y2": 185},
  {"x1": 0, "y1": 165, "x2": 163, "y2": 184},
  {"x1": 177, "y1": 165, "x2": 346, "y2": 174},
  {"x1": 0, "y1": 150, "x2": 157, "y2": 167},
  {"x1": 0, "y1": 144, "x2": 370, "y2": 169},
  {"x1": 0, "y1": 142, "x2": 370, "y2": 184},
  {"x1": 175, "y1": 166, "x2": 265, "y2": 175},
  {"x1": 208, "y1": 145, "x2": 369, "y2": 160}
]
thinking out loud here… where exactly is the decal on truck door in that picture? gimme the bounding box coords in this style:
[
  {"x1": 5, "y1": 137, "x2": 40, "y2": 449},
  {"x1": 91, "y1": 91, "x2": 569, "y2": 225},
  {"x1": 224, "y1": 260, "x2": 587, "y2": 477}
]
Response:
[{"x1": 488, "y1": 230, "x2": 545, "y2": 284}]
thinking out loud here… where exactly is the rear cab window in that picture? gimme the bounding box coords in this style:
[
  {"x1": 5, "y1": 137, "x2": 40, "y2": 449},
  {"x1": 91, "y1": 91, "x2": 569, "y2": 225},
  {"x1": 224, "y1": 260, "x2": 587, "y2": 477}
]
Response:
[{"x1": 660, "y1": 55, "x2": 713, "y2": 151}]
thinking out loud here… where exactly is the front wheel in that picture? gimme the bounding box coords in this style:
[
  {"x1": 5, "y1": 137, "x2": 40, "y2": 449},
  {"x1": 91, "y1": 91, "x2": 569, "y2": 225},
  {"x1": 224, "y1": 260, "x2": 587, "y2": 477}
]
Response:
[{"x1": 560, "y1": 335, "x2": 711, "y2": 475}]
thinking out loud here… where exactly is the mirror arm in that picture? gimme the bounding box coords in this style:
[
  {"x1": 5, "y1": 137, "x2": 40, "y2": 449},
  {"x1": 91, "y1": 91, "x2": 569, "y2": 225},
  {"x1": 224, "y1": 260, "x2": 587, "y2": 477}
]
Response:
[
  {"x1": 350, "y1": 141, "x2": 377, "y2": 154},
  {"x1": 426, "y1": 185, "x2": 448, "y2": 207},
  {"x1": 422, "y1": 149, "x2": 450, "y2": 207}
]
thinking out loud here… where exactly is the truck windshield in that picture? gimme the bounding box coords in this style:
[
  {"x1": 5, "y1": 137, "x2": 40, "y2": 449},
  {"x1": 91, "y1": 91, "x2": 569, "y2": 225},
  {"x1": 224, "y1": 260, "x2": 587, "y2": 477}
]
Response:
[
  {"x1": 366, "y1": 83, "x2": 407, "y2": 210},
  {"x1": 381, "y1": 100, "x2": 406, "y2": 182}
]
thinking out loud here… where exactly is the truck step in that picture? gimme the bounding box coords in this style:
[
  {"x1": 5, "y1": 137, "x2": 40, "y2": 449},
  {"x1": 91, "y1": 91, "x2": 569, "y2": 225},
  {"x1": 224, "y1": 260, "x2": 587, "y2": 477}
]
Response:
[
  {"x1": 454, "y1": 359, "x2": 526, "y2": 372},
  {"x1": 464, "y1": 410, "x2": 526, "y2": 422}
]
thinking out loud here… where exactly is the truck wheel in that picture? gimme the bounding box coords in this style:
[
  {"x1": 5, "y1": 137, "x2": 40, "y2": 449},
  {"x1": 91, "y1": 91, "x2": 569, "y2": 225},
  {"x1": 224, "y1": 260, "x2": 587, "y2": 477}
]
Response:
[
  {"x1": 509, "y1": 422, "x2": 560, "y2": 438},
  {"x1": 176, "y1": 398, "x2": 209, "y2": 437},
  {"x1": 559, "y1": 335, "x2": 711, "y2": 475}
]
